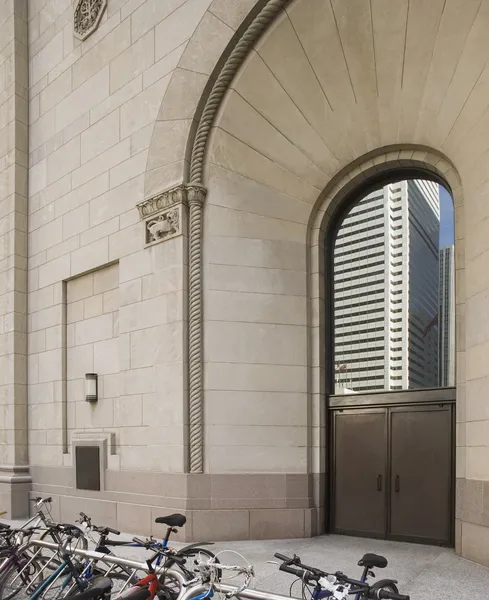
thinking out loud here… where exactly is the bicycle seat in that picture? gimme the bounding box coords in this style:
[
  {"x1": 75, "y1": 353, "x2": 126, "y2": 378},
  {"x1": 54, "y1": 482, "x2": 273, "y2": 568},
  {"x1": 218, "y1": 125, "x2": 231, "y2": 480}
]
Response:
[
  {"x1": 358, "y1": 553, "x2": 388, "y2": 569},
  {"x1": 154, "y1": 513, "x2": 187, "y2": 527},
  {"x1": 70, "y1": 577, "x2": 112, "y2": 600}
]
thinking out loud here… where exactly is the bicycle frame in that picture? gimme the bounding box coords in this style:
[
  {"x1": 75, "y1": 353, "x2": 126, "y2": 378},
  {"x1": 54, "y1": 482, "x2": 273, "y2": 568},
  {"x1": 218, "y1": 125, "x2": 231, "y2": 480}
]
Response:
[
  {"x1": 28, "y1": 540, "x2": 186, "y2": 586},
  {"x1": 28, "y1": 560, "x2": 77, "y2": 600},
  {"x1": 311, "y1": 568, "x2": 370, "y2": 600},
  {"x1": 179, "y1": 583, "x2": 298, "y2": 600},
  {"x1": 0, "y1": 539, "x2": 44, "y2": 591}
]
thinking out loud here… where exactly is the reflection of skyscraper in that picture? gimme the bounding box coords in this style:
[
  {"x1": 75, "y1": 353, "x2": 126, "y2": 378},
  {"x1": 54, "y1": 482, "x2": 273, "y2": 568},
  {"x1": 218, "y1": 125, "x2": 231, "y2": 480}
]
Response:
[
  {"x1": 333, "y1": 180, "x2": 440, "y2": 393},
  {"x1": 439, "y1": 246, "x2": 455, "y2": 387}
]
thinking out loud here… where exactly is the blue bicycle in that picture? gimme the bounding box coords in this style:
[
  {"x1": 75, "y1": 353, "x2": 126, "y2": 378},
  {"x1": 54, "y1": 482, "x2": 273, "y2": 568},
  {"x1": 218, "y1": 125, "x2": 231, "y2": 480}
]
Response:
[
  {"x1": 75, "y1": 512, "x2": 220, "y2": 599},
  {"x1": 24, "y1": 526, "x2": 95, "y2": 600},
  {"x1": 273, "y1": 553, "x2": 408, "y2": 600}
]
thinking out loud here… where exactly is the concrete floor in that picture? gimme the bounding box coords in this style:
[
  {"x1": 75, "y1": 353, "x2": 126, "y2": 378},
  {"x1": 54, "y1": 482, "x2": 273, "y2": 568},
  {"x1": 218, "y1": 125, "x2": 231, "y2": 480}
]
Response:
[
  {"x1": 5, "y1": 516, "x2": 489, "y2": 600},
  {"x1": 114, "y1": 533, "x2": 488, "y2": 600}
]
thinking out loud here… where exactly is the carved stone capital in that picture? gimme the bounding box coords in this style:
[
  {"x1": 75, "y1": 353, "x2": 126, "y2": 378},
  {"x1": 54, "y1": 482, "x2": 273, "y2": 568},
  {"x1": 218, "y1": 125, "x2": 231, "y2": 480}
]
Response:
[
  {"x1": 187, "y1": 184, "x2": 207, "y2": 207},
  {"x1": 136, "y1": 184, "x2": 207, "y2": 218},
  {"x1": 137, "y1": 184, "x2": 207, "y2": 247}
]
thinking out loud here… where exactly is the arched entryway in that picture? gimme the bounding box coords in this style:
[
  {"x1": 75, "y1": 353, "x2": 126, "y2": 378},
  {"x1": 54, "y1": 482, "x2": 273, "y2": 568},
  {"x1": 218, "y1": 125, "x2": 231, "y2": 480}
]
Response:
[
  {"x1": 142, "y1": 0, "x2": 489, "y2": 563},
  {"x1": 323, "y1": 169, "x2": 457, "y2": 545},
  {"x1": 304, "y1": 152, "x2": 463, "y2": 544},
  {"x1": 194, "y1": 0, "x2": 477, "y2": 551}
]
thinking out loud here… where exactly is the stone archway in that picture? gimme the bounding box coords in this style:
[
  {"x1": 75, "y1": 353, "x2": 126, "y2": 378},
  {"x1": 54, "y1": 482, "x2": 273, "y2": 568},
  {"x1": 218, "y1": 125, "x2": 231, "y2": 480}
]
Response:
[
  {"x1": 184, "y1": 0, "x2": 489, "y2": 561},
  {"x1": 306, "y1": 147, "x2": 464, "y2": 536},
  {"x1": 140, "y1": 0, "x2": 489, "y2": 560}
]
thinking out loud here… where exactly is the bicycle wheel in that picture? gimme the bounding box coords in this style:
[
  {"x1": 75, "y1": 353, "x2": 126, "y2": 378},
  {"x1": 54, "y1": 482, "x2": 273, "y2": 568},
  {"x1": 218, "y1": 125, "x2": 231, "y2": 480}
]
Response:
[
  {"x1": 103, "y1": 572, "x2": 140, "y2": 598},
  {"x1": 180, "y1": 548, "x2": 221, "y2": 580},
  {"x1": 34, "y1": 566, "x2": 85, "y2": 600},
  {"x1": 368, "y1": 580, "x2": 399, "y2": 598},
  {"x1": 158, "y1": 547, "x2": 220, "y2": 600},
  {"x1": 37, "y1": 528, "x2": 88, "y2": 569},
  {"x1": 0, "y1": 555, "x2": 44, "y2": 600}
]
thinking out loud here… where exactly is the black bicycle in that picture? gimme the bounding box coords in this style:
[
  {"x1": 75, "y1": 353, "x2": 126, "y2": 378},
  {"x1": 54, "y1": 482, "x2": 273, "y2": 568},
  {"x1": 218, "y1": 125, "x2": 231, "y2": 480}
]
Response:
[{"x1": 273, "y1": 553, "x2": 409, "y2": 600}]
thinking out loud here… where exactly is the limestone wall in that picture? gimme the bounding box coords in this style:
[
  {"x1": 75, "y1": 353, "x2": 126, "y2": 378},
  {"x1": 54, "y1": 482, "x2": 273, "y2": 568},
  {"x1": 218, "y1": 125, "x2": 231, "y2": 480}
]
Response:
[
  {"x1": 0, "y1": 0, "x2": 487, "y2": 559},
  {"x1": 23, "y1": 0, "x2": 255, "y2": 534}
]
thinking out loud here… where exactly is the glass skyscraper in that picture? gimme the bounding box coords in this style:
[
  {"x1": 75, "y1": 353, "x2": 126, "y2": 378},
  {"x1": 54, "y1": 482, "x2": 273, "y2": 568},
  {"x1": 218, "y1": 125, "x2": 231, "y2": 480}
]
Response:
[{"x1": 333, "y1": 180, "x2": 441, "y2": 393}]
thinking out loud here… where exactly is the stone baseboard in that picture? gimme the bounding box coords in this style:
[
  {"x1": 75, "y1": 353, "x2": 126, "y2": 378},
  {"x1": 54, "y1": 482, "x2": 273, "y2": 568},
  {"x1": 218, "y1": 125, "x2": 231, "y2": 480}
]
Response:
[
  {"x1": 0, "y1": 466, "x2": 32, "y2": 518},
  {"x1": 30, "y1": 466, "x2": 324, "y2": 541},
  {"x1": 456, "y1": 478, "x2": 489, "y2": 567}
]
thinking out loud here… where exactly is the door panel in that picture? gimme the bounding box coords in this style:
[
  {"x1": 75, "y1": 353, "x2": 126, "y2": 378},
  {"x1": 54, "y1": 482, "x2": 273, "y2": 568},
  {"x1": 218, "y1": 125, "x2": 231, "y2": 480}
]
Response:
[
  {"x1": 334, "y1": 409, "x2": 387, "y2": 537},
  {"x1": 389, "y1": 406, "x2": 452, "y2": 544}
]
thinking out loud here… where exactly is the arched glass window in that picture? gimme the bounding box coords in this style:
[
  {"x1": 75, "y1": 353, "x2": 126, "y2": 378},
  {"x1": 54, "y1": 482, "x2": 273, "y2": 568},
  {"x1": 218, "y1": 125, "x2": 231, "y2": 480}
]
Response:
[{"x1": 332, "y1": 179, "x2": 455, "y2": 394}]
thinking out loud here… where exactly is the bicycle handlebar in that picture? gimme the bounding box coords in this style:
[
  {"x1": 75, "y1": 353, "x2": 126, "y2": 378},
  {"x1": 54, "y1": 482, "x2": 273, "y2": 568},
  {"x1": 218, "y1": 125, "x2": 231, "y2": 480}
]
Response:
[
  {"x1": 132, "y1": 536, "x2": 155, "y2": 549},
  {"x1": 93, "y1": 525, "x2": 120, "y2": 536},
  {"x1": 273, "y1": 553, "x2": 293, "y2": 563},
  {"x1": 77, "y1": 512, "x2": 120, "y2": 537},
  {"x1": 273, "y1": 553, "x2": 324, "y2": 580},
  {"x1": 279, "y1": 563, "x2": 311, "y2": 580},
  {"x1": 30, "y1": 497, "x2": 52, "y2": 505}
]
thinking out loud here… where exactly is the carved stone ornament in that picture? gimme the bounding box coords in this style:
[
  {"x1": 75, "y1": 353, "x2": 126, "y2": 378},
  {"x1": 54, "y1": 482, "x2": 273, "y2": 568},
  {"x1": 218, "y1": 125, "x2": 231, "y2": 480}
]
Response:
[
  {"x1": 74, "y1": 0, "x2": 107, "y2": 41},
  {"x1": 136, "y1": 184, "x2": 206, "y2": 218},
  {"x1": 137, "y1": 184, "x2": 206, "y2": 246},
  {"x1": 144, "y1": 206, "x2": 182, "y2": 245}
]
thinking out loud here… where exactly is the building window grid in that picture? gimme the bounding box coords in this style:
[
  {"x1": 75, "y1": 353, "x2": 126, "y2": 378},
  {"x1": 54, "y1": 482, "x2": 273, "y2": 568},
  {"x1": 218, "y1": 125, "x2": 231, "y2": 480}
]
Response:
[{"x1": 333, "y1": 180, "x2": 454, "y2": 394}]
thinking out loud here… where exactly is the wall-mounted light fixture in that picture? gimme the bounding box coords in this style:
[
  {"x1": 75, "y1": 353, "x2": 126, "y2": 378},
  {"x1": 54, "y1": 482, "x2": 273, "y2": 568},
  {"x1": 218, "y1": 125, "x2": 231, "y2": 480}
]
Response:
[{"x1": 85, "y1": 373, "x2": 98, "y2": 403}]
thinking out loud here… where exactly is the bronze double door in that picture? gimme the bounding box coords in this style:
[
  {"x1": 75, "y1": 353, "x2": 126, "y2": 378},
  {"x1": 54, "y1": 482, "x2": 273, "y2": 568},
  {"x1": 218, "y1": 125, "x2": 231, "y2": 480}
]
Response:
[{"x1": 332, "y1": 403, "x2": 453, "y2": 545}]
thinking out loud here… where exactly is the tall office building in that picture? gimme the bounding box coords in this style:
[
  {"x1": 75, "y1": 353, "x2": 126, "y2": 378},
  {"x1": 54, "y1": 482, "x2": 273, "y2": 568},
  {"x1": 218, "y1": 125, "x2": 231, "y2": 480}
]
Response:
[
  {"x1": 439, "y1": 246, "x2": 456, "y2": 387},
  {"x1": 333, "y1": 180, "x2": 440, "y2": 392}
]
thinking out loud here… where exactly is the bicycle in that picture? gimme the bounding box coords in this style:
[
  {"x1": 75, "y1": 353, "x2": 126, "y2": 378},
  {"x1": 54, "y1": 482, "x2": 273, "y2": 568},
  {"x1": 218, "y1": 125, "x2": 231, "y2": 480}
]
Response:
[
  {"x1": 0, "y1": 498, "x2": 88, "y2": 568},
  {"x1": 271, "y1": 552, "x2": 397, "y2": 600},
  {"x1": 70, "y1": 515, "x2": 140, "y2": 595},
  {"x1": 0, "y1": 527, "x2": 44, "y2": 600},
  {"x1": 62, "y1": 543, "x2": 182, "y2": 600},
  {"x1": 272, "y1": 553, "x2": 409, "y2": 600},
  {"x1": 174, "y1": 557, "x2": 254, "y2": 600},
  {"x1": 18, "y1": 525, "x2": 101, "y2": 600},
  {"x1": 78, "y1": 513, "x2": 220, "y2": 599},
  {"x1": 68, "y1": 555, "x2": 249, "y2": 600}
]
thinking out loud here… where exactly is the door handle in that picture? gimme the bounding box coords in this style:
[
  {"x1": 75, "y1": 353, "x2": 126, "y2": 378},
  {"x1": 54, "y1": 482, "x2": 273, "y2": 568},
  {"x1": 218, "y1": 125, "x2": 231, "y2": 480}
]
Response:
[
  {"x1": 395, "y1": 475, "x2": 400, "y2": 492},
  {"x1": 377, "y1": 475, "x2": 382, "y2": 491}
]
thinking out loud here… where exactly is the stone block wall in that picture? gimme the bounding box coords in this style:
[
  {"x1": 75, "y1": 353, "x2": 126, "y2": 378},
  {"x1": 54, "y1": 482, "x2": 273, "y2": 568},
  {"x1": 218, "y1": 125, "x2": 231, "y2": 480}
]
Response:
[
  {"x1": 66, "y1": 264, "x2": 120, "y2": 447},
  {"x1": 0, "y1": 0, "x2": 30, "y2": 517},
  {"x1": 25, "y1": 0, "x2": 216, "y2": 514},
  {"x1": 0, "y1": 0, "x2": 486, "y2": 559}
]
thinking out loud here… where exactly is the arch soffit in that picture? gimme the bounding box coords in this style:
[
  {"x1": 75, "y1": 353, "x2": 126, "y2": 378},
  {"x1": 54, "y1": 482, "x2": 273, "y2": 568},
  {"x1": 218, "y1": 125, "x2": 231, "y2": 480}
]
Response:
[
  {"x1": 143, "y1": 0, "x2": 271, "y2": 199},
  {"x1": 142, "y1": 0, "x2": 468, "y2": 472},
  {"x1": 309, "y1": 146, "x2": 463, "y2": 247},
  {"x1": 307, "y1": 146, "x2": 464, "y2": 310}
]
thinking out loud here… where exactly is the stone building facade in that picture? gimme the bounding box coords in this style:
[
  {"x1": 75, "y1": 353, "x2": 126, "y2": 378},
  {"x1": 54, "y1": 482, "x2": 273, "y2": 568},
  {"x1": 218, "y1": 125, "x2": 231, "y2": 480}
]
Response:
[{"x1": 0, "y1": 0, "x2": 488, "y2": 566}]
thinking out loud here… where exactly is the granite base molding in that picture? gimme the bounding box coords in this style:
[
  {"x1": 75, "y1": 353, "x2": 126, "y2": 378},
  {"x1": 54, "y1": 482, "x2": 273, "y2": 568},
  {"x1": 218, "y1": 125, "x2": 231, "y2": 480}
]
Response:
[
  {"x1": 0, "y1": 465, "x2": 32, "y2": 518},
  {"x1": 456, "y1": 477, "x2": 489, "y2": 567},
  {"x1": 455, "y1": 477, "x2": 489, "y2": 527},
  {"x1": 29, "y1": 467, "x2": 323, "y2": 541}
]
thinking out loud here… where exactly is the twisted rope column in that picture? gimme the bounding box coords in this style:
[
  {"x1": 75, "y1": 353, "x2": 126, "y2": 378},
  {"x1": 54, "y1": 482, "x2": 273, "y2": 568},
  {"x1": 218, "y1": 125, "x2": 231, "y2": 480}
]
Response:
[
  {"x1": 190, "y1": 0, "x2": 291, "y2": 184},
  {"x1": 186, "y1": 0, "x2": 292, "y2": 473},
  {"x1": 187, "y1": 186, "x2": 206, "y2": 473}
]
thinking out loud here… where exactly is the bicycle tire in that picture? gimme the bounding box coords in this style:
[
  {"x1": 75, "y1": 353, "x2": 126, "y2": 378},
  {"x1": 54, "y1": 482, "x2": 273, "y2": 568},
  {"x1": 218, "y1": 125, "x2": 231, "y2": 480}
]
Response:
[
  {"x1": 158, "y1": 547, "x2": 221, "y2": 600},
  {"x1": 180, "y1": 547, "x2": 221, "y2": 580},
  {"x1": 103, "y1": 572, "x2": 140, "y2": 598},
  {"x1": 0, "y1": 555, "x2": 44, "y2": 600},
  {"x1": 37, "y1": 527, "x2": 88, "y2": 569},
  {"x1": 368, "y1": 580, "x2": 399, "y2": 598},
  {"x1": 33, "y1": 565, "x2": 85, "y2": 600}
]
